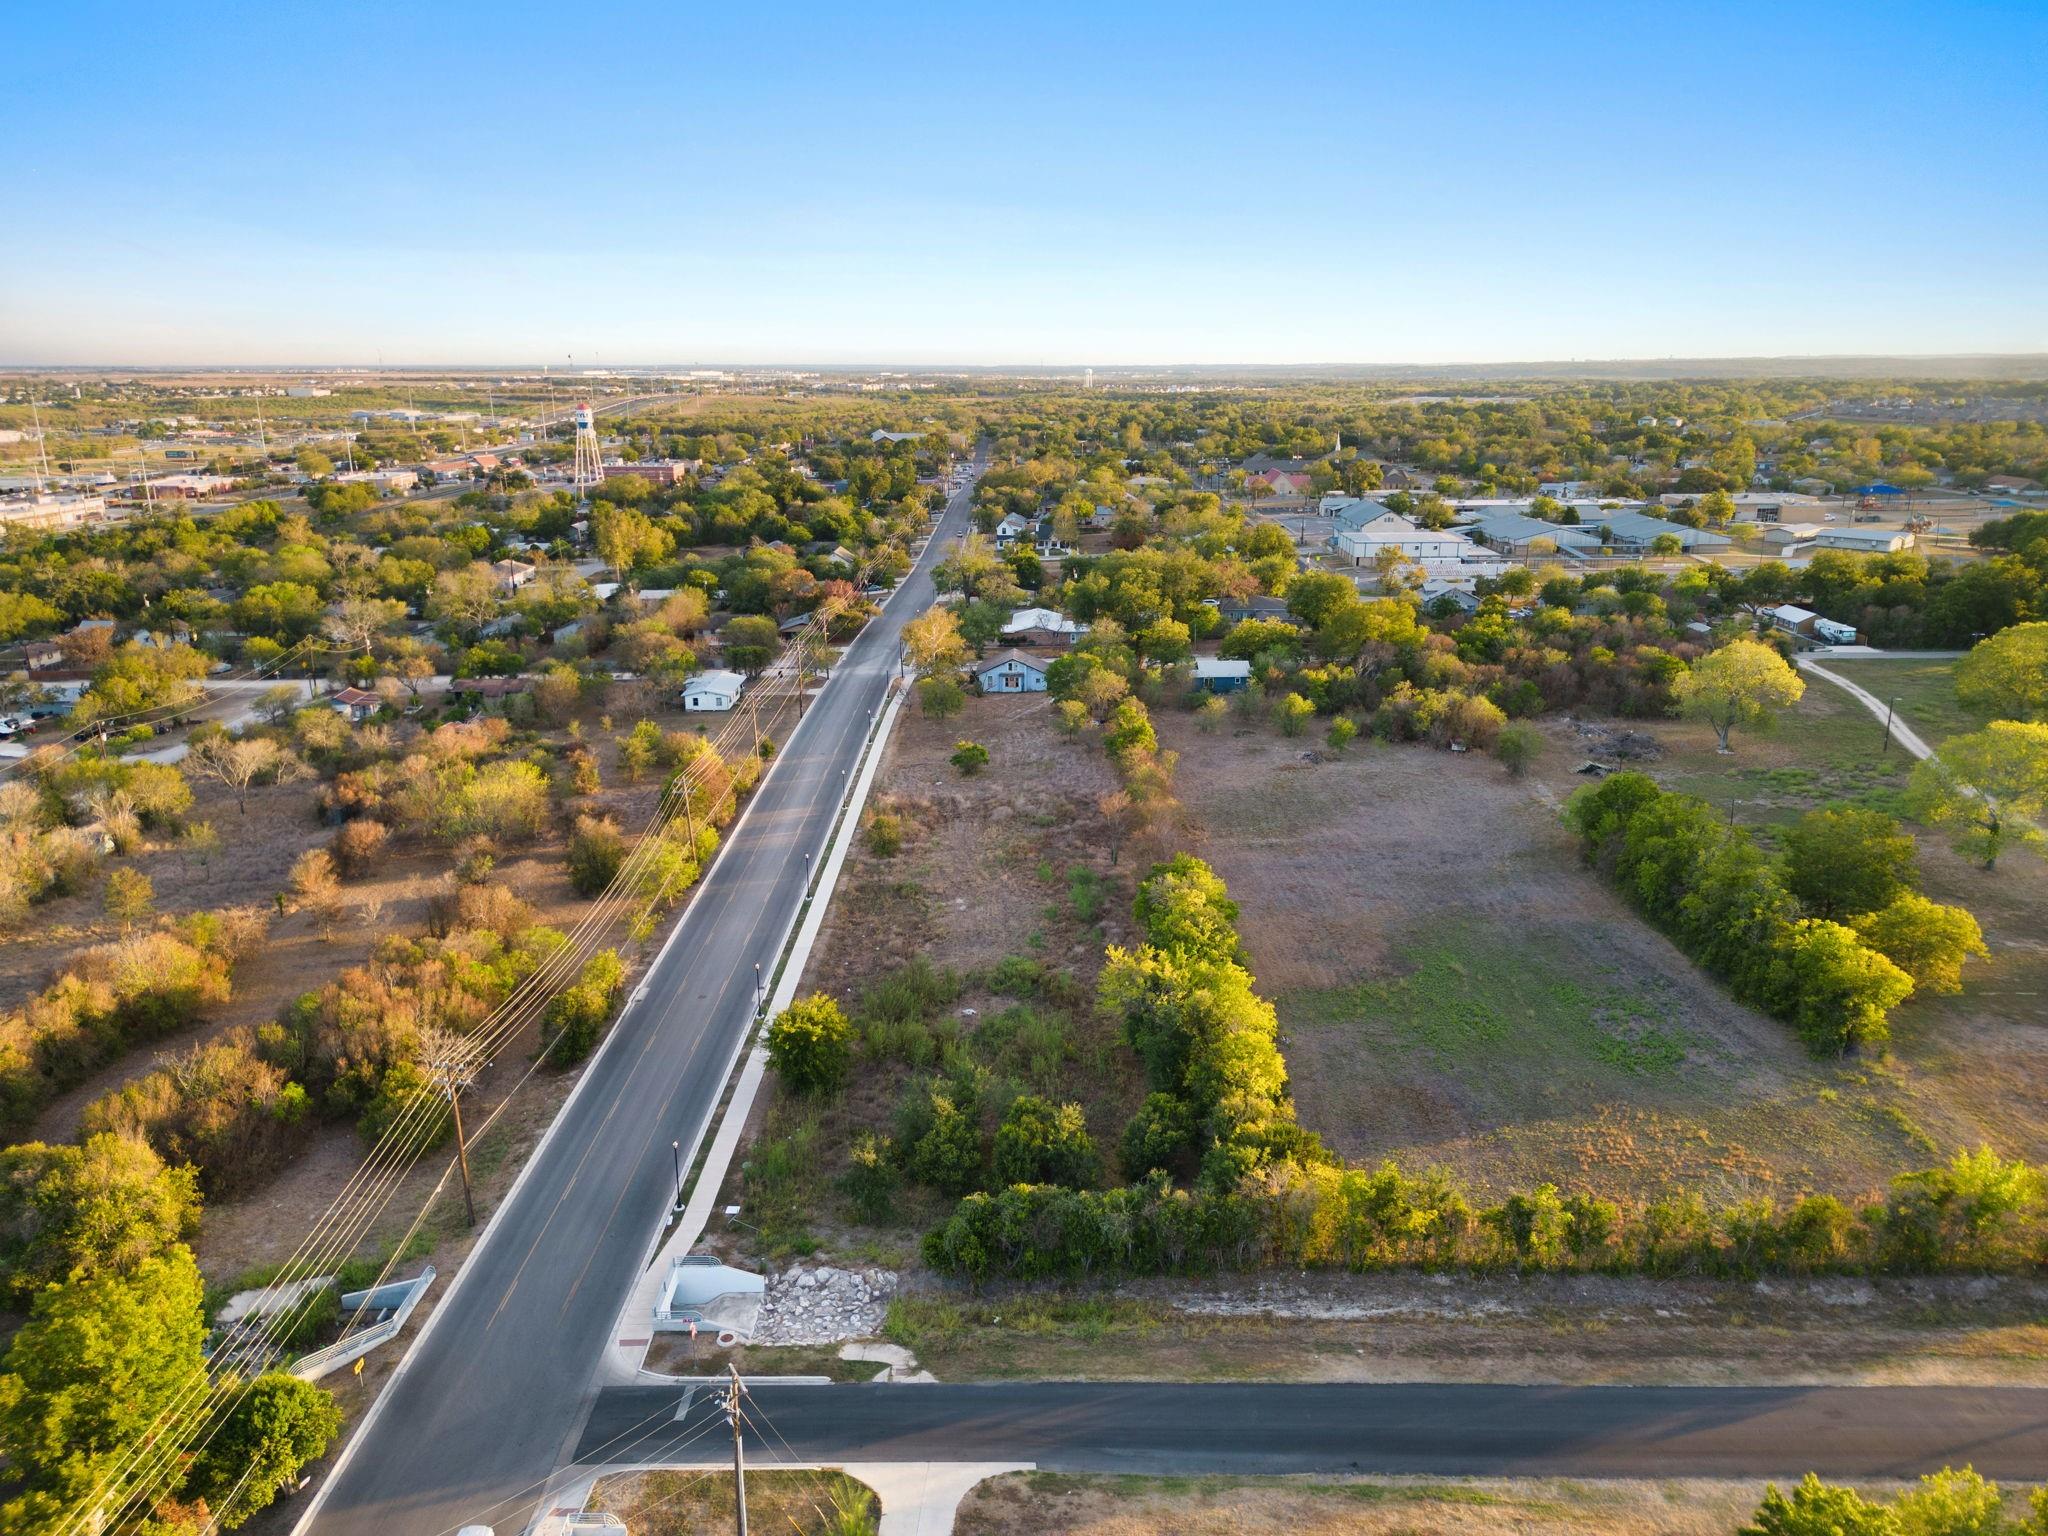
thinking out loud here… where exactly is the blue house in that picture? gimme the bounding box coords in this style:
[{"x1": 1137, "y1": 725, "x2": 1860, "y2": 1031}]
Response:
[{"x1": 972, "y1": 650, "x2": 1049, "y2": 694}]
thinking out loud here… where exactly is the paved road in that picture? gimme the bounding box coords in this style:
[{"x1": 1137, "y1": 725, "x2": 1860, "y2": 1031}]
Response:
[
  {"x1": 300, "y1": 456, "x2": 983, "y2": 1536},
  {"x1": 584, "y1": 1381, "x2": 2048, "y2": 1481}
]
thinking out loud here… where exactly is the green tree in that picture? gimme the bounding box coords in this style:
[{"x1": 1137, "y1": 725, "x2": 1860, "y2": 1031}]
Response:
[
  {"x1": 1955, "y1": 622, "x2": 2048, "y2": 721},
  {"x1": 188, "y1": 1373, "x2": 343, "y2": 1528},
  {"x1": 766, "y1": 994, "x2": 854, "y2": 1094},
  {"x1": 1119, "y1": 1093, "x2": 1196, "y2": 1177},
  {"x1": 0, "y1": 1246, "x2": 209, "y2": 1515},
  {"x1": 1908, "y1": 721, "x2": 2048, "y2": 869},
  {"x1": 1133, "y1": 854, "x2": 1240, "y2": 961},
  {"x1": 1852, "y1": 893, "x2": 1990, "y2": 996},
  {"x1": 1283, "y1": 571, "x2": 1356, "y2": 629},
  {"x1": 1892, "y1": 1466, "x2": 2011, "y2": 1536},
  {"x1": 0, "y1": 1136, "x2": 200, "y2": 1301},
  {"x1": 103, "y1": 866, "x2": 154, "y2": 931},
  {"x1": 901, "y1": 606, "x2": 968, "y2": 677},
  {"x1": 1739, "y1": 1475, "x2": 1900, "y2": 1536},
  {"x1": 1671, "y1": 638, "x2": 1805, "y2": 752},
  {"x1": 991, "y1": 1096, "x2": 1101, "y2": 1188},
  {"x1": 722, "y1": 614, "x2": 781, "y2": 674},
  {"x1": 1766, "y1": 918, "x2": 1915, "y2": 1055},
  {"x1": 1325, "y1": 716, "x2": 1358, "y2": 753},
  {"x1": 949, "y1": 740, "x2": 990, "y2": 776},
  {"x1": 1780, "y1": 807, "x2": 1920, "y2": 919}
]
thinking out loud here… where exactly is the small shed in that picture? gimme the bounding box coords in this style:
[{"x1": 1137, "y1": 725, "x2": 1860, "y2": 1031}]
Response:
[
  {"x1": 682, "y1": 668, "x2": 745, "y2": 712},
  {"x1": 1193, "y1": 657, "x2": 1252, "y2": 693}
]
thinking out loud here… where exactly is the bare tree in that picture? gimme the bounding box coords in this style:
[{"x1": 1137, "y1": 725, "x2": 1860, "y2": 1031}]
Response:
[{"x1": 185, "y1": 735, "x2": 305, "y2": 815}]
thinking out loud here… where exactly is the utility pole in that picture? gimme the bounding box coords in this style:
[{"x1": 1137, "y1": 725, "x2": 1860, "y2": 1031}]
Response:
[
  {"x1": 1881, "y1": 696, "x2": 1901, "y2": 754},
  {"x1": 422, "y1": 1028, "x2": 481, "y2": 1227},
  {"x1": 726, "y1": 1365, "x2": 750, "y2": 1536}
]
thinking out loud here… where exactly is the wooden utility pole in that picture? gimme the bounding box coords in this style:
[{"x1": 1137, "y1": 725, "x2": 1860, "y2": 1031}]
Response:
[
  {"x1": 422, "y1": 1028, "x2": 481, "y2": 1228},
  {"x1": 726, "y1": 1365, "x2": 749, "y2": 1536}
]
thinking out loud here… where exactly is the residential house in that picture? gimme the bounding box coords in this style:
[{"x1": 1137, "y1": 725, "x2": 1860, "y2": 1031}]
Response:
[
  {"x1": 491, "y1": 558, "x2": 537, "y2": 594},
  {"x1": 330, "y1": 686, "x2": 382, "y2": 723},
  {"x1": 1986, "y1": 475, "x2": 2042, "y2": 495},
  {"x1": 25, "y1": 640, "x2": 64, "y2": 670},
  {"x1": 993, "y1": 512, "x2": 1033, "y2": 548},
  {"x1": 1192, "y1": 657, "x2": 1252, "y2": 693},
  {"x1": 682, "y1": 668, "x2": 746, "y2": 712},
  {"x1": 1758, "y1": 522, "x2": 1825, "y2": 551},
  {"x1": 1216, "y1": 595, "x2": 1295, "y2": 626},
  {"x1": 971, "y1": 650, "x2": 1049, "y2": 694},
  {"x1": 1001, "y1": 606, "x2": 1087, "y2": 646}
]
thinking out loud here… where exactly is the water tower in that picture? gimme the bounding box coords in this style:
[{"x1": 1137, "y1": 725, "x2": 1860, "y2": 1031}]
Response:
[{"x1": 571, "y1": 403, "x2": 602, "y2": 496}]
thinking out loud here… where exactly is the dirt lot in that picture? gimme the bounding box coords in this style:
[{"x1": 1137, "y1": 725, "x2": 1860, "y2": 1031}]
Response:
[
  {"x1": 1151, "y1": 685, "x2": 2048, "y2": 1204},
  {"x1": 706, "y1": 687, "x2": 1152, "y2": 1267},
  {"x1": 956, "y1": 1471, "x2": 1928, "y2": 1536}
]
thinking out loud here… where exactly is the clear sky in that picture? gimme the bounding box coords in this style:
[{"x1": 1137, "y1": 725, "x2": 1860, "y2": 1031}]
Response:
[{"x1": 8, "y1": 0, "x2": 2046, "y2": 367}]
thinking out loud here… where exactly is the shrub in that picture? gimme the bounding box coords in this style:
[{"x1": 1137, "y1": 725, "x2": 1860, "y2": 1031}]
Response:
[
  {"x1": 949, "y1": 740, "x2": 990, "y2": 777},
  {"x1": 0, "y1": 1135, "x2": 200, "y2": 1300},
  {"x1": 329, "y1": 818, "x2": 389, "y2": 877},
  {"x1": 863, "y1": 811, "x2": 904, "y2": 857},
  {"x1": 992, "y1": 1095, "x2": 1101, "y2": 1188},
  {"x1": 839, "y1": 1132, "x2": 898, "y2": 1223},
  {"x1": 918, "y1": 676, "x2": 964, "y2": 718},
  {"x1": 906, "y1": 1091, "x2": 982, "y2": 1195},
  {"x1": 767, "y1": 993, "x2": 854, "y2": 1095},
  {"x1": 1764, "y1": 918, "x2": 1914, "y2": 1056},
  {"x1": 1054, "y1": 699, "x2": 1091, "y2": 736},
  {"x1": 287, "y1": 849, "x2": 341, "y2": 913},
  {"x1": 80, "y1": 1029, "x2": 306, "y2": 1197},
  {"x1": 355, "y1": 1059, "x2": 453, "y2": 1151},
  {"x1": 1119, "y1": 1093, "x2": 1196, "y2": 1178},
  {"x1": 1324, "y1": 716, "x2": 1357, "y2": 752},
  {"x1": 542, "y1": 950, "x2": 627, "y2": 1067},
  {"x1": 1276, "y1": 693, "x2": 1315, "y2": 737},
  {"x1": 567, "y1": 814, "x2": 628, "y2": 897},
  {"x1": 1494, "y1": 721, "x2": 1541, "y2": 777}
]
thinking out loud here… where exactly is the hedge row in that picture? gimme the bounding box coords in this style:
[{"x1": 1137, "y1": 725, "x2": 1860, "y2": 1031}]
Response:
[{"x1": 923, "y1": 1147, "x2": 2045, "y2": 1284}]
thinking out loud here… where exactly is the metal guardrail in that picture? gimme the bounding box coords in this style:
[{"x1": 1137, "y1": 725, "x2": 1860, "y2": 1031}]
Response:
[{"x1": 289, "y1": 1266, "x2": 436, "y2": 1383}]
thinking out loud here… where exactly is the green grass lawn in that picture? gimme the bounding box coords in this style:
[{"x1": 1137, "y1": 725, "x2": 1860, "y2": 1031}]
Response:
[
  {"x1": 1820, "y1": 656, "x2": 1992, "y2": 747},
  {"x1": 1286, "y1": 928, "x2": 1702, "y2": 1093}
]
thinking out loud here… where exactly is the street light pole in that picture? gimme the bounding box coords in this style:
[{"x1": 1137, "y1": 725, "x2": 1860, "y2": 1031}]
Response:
[{"x1": 671, "y1": 1139, "x2": 683, "y2": 1210}]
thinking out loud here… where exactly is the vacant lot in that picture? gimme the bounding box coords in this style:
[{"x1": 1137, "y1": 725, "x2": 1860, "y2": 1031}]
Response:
[
  {"x1": 1154, "y1": 683, "x2": 2048, "y2": 1203},
  {"x1": 956, "y1": 1471, "x2": 1952, "y2": 1536},
  {"x1": 707, "y1": 688, "x2": 1152, "y2": 1267}
]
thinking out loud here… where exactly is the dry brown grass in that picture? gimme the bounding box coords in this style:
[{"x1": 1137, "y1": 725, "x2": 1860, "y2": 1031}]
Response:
[
  {"x1": 1149, "y1": 694, "x2": 2048, "y2": 1206},
  {"x1": 956, "y1": 1471, "x2": 1783, "y2": 1536}
]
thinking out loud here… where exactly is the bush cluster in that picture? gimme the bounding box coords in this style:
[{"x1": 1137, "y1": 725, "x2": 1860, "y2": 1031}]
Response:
[
  {"x1": 925, "y1": 1145, "x2": 2045, "y2": 1285},
  {"x1": 1565, "y1": 773, "x2": 1983, "y2": 1054}
]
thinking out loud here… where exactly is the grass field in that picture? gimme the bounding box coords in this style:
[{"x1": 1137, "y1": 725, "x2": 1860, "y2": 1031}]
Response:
[{"x1": 1822, "y1": 655, "x2": 1992, "y2": 746}]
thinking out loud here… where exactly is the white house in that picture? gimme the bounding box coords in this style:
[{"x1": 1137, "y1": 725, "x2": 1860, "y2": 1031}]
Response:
[
  {"x1": 681, "y1": 668, "x2": 745, "y2": 712},
  {"x1": 993, "y1": 512, "x2": 1033, "y2": 547},
  {"x1": 971, "y1": 650, "x2": 1049, "y2": 694},
  {"x1": 490, "y1": 558, "x2": 536, "y2": 593}
]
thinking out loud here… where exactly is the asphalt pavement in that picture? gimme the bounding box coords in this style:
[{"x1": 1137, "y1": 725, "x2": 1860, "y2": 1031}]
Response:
[
  {"x1": 299, "y1": 457, "x2": 983, "y2": 1536},
  {"x1": 584, "y1": 1380, "x2": 2048, "y2": 1482}
]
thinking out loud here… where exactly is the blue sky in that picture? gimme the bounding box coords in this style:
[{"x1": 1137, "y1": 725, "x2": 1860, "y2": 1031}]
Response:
[{"x1": 8, "y1": 0, "x2": 2046, "y2": 366}]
